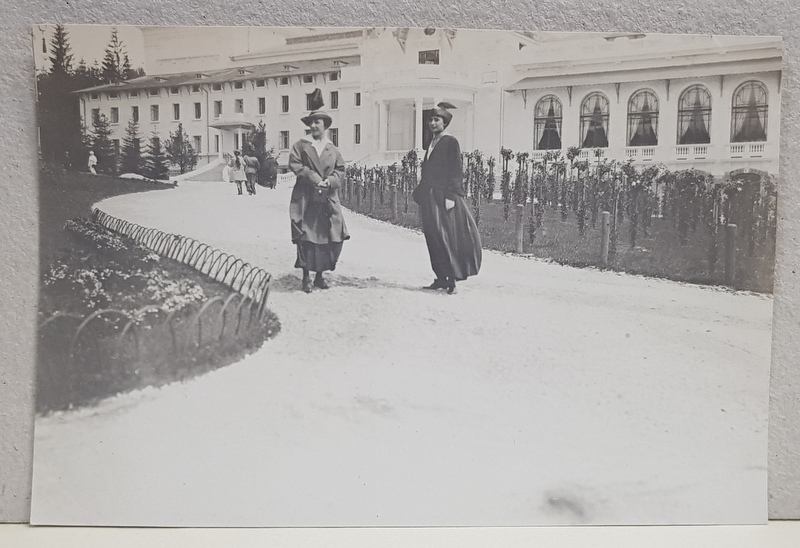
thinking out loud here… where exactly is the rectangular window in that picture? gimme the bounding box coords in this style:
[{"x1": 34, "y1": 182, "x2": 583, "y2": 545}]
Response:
[
  {"x1": 91, "y1": 108, "x2": 100, "y2": 124},
  {"x1": 329, "y1": 128, "x2": 339, "y2": 147},
  {"x1": 354, "y1": 92, "x2": 361, "y2": 107},
  {"x1": 214, "y1": 100, "x2": 222, "y2": 118},
  {"x1": 235, "y1": 99, "x2": 244, "y2": 114},
  {"x1": 129, "y1": 90, "x2": 139, "y2": 98},
  {"x1": 258, "y1": 97, "x2": 266, "y2": 115},
  {"x1": 131, "y1": 106, "x2": 139, "y2": 123},
  {"x1": 256, "y1": 79, "x2": 266, "y2": 87},
  {"x1": 330, "y1": 91, "x2": 339, "y2": 110},
  {"x1": 110, "y1": 107, "x2": 119, "y2": 124},
  {"x1": 354, "y1": 123, "x2": 361, "y2": 144},
  {"x1": 193, "y1": 136, "x2": 201, "y2": 154},
  {"x1": 302, "y1": 74, "x2": 314, "y2": 84},
  {"x1": 419, "y1": 49, "x2": 440, "y2": 65},
  {"x1": 194, "y1": 102, "x2": 202, "y2": 119},
  {"x1": 90, "y1": 93, "x2": 99, "y2": 100},
  {"x1": 212, "y1": 83, "x2": 223, "y2": 91},
  {"x1": 170, "y1": 86, "x2": 180, "y2": 95},
  {"x1": 281, "y1": 95, "x2": 289, "y2": 113},
  {"x1": 279, "y1": 76, "x2": 289, "y2": 86},
  {"x1": 192, "y1": 84, "x2": 201, "y2": 93},
  {"x1": 279, "y1": 131, "x2": 290, "y2": 149},
  {"x1": 306, "y1": 93, "x2": 315, "y2": 111},
  {"x1": 149, "y1": 88, "x2": 159, "y2": 97},
  {"x1": 172, "y1": 103, "x2": 180, "y2": 121},
  {"x1": 234, "y1": 81, "x2": 244, "y2": 90},
  {"x1": 150, "y1": 105, "x2": 159, "y2": 122},
  {"x1": 214, "y1": 134, "x2": 220, "y2": 153},
  {"x1": 109, "y1": 91, "x2": 119, "y2": 99},
  {"x1": 330, "y1": 71, "x2": 340, "y2": 81}
]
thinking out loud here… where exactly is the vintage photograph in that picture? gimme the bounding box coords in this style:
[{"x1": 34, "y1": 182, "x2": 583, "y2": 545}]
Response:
[{"x1": 30, "y1": 25, "x2": 780, "y2": 526}]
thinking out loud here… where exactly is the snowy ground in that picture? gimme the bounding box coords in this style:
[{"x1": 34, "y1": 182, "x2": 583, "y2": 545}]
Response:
[{"x1": 30, "y1": 180, "x2": 773, "y2": 527}]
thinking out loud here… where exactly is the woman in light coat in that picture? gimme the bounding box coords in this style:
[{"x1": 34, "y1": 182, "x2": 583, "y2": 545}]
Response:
[{"x1": 288, "y1": 107, "x2": 349, "y2": 293}]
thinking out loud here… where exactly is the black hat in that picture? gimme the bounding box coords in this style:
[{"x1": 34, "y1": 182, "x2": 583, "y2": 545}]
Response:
[
  {"x1": 430, "y1": 101, "x2": 456, "y2": 126},
  {"x1": 301, "y1": 88, "x2": 333, "y2": 129}
]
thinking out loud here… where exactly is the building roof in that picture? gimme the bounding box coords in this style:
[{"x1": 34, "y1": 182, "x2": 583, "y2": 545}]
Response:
[
  {"x1": 74, "y1": 55, "x2": 361, "y2": 94},
  {"x1": 507, "y1": 37, "x2": 782, "y2": 90}
]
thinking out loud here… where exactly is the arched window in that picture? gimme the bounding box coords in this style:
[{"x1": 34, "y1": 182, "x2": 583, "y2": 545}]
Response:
[
  {"x1": 580, "y1": 92, "x2": 609, "y2": 148},
  {"x1": 731, "y1": 81, "x2": 768, "y2": 142},
  {"x1": 627, "y1": 90, "x2": 659, "y2": 146},
  {"x1": 677, "y1": 85, "x2": 711, "y2": 145},
  {"x1": 534, "y1": 95, "x2": 562, "y2": 150}
]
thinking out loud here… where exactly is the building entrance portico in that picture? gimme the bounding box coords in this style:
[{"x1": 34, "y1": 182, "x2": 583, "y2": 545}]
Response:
[
  {"x1": 368, "y1": 87, "x2": 475, "y2": 165},
  {"x1": 209, "y1": 118, "x2": 256, "y2": 157}
]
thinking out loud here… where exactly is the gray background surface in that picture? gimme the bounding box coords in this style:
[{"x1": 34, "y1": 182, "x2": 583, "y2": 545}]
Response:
[{"x1": 1, "y1": 0, "x2": 798, "y2": 524}]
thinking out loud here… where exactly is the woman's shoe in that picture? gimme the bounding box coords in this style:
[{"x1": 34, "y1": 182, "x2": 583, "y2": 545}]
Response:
[
  {"x1": 446, "y1": 279, "x2": 457, "y2": 295},
  {"x1": 302, "y1": 278, "x2": 313, "y2": 293},
  {"x1": 313, "y1": 276, "x2": 329, "y2": 290},
  {"x1": 423, "y1": 278, "x2": 446, "y2": 290}
]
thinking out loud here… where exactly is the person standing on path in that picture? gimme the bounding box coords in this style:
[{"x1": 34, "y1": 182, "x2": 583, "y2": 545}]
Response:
[
  {"x1": 288, "y1": 90, "x2": 349, "y2": 293},
  {"x1": 243, "y1": 146, "x2": 261, "y2": 196},
  {"x1": 87, "y1": 150, "x2": 98, "y2": 175},
  {"x1": 412, "y1": 102, "x2": 482, "y2": 294},
  {"x1": 232, "y1": 150, "x2": 246, "y2": 195}
]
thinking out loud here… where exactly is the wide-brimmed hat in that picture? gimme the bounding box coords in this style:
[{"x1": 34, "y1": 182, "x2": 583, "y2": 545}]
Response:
[
  {"x1": 301, "y1": 110, "x2": 333, "y2": 129},
  {"x1": 430, "y1": 101, "x2": 457, "y2": 127},
  {"x1": 301, "y1": 88, "x2": 332, "y2": 129}
]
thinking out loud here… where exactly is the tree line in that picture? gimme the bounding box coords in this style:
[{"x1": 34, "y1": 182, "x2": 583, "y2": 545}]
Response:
[{"x1": 37, "y1": 25, "x2": 198, "y2": 180}]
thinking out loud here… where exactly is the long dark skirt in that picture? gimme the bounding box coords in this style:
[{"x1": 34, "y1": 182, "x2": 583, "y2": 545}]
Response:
[
  {"x1": 295, "y1": 241, "x2": 344, "y2": 273},
  {"x1": 418, "y1": 189, "x2": 482, "y2": 281}
]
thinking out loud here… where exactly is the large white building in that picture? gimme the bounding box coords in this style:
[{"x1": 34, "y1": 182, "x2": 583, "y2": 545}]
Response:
[{"x1": 74, "y1": 27, "x2": 782, "y2": 179}]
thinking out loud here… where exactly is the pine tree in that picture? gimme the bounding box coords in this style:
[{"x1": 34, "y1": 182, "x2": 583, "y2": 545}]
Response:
[
  {"x1": 165, "y1": 123, "x2": 198, "y2": 174},
  {"x1": 101, "y1": 28, "x2": 126, "y2": 84},
  {"x1": 91, "y1": 113, "x2": 116, "y2": 174},
  {"x1": 48, "y1": 24, "x2": 73, "y2": 75},
  {"x1": 119, "y1": 120, "x2": 143, "y2": 175},
  {"x1": 144, "y1": 133, "x2": 170, "y2": 180}
]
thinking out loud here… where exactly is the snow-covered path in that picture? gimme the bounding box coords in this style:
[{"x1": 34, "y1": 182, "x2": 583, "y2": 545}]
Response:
[{"x1": 30, "y1": 181, "x2": 772, "y2": 526}]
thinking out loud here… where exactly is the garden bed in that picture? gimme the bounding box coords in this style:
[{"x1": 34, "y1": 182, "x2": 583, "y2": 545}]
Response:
[
  {"x1": 37, "y1": 217, "x2": 280, "y2": 414},
  {"x1": 341, "y1": 189, "x2": 775, "y2": 293}
]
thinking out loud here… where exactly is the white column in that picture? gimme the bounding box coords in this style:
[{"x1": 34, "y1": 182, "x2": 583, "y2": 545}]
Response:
[
  {"x1": 466, "y1": 102, "x2": 475, "y2": 151},
  {"x1": 378, "y1": 100, "x2": 388, "y2": 152},
  {"x1": 415, "y1": 97, "x2": 424, "y2": 152}
]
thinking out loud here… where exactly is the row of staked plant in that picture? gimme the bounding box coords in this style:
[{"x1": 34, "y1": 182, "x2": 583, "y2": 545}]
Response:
[{"x1": 342, "y1": 147, "x2": 778, "y2": 289}]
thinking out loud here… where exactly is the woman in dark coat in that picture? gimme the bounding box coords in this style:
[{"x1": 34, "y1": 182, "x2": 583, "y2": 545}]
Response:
[
  {"x1": 288, "y1": 106, "x2": 350, "y2": 293},
  {"x1": 412, "y1": 102, "x2": 482, "y2": 294}
]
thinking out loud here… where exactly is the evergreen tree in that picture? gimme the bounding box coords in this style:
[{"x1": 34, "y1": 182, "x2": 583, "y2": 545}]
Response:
[
  {"x1": 48, "y1": 24, "x2": 73, "y2": 75},
  {"x1": 101, "y1": 27, "x2": 126, "y2": 84},
  {"x1": 144, "y1": 133, "x2": 170, "y2": 180},
  {"x1": 119, "y1": 120, "x2": 143, "y2": 175},
  {"x1": 245, "y1": 120, "x2": 278, "y2": 184},
  {"x1": 165, "y1": 123, "x2": 198, "y2": 174},
  {"x1": 91, "y1": 113, "x2": 116, "y2": 174}
]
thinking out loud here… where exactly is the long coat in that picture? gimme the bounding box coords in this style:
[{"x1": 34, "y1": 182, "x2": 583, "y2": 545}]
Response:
[
  {"x1": 288, "y1": 137, "x2": 350, "y2": 245},
  {"x1": 412, "y1": 134, "x2": 482, "y2": 281}
]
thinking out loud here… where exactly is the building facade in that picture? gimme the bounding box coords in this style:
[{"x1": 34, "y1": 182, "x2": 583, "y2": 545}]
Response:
[{"x1": 74, "y1": 28, "x2": 781, "y2": 179}]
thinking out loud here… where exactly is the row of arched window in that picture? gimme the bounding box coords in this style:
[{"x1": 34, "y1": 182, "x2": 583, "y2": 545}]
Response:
[{"x1": 533, "y1": 81, "x2": 769, "y2": 151}]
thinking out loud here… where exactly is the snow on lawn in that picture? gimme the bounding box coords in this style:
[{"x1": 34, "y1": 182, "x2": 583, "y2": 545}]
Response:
[{"x1": 30, "y1": 180, "x2": 773, "y2": 527}]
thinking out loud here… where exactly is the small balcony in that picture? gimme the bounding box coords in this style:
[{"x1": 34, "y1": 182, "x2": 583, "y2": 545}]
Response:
[
  {"x1": 727, "y1": 142, "x2": 768, "y2": 159},
  {"x1": 674, "y1": 144, "x2": 710, "y2": 161},
  {"x1": 624, "y1": 146, "x2": 657, "y2": 162}
]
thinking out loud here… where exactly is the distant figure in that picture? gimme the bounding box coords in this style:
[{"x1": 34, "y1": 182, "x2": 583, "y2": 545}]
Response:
[
  {"x1": 243, "y1": 147, "x2": 261, "y2": 196},
  {"x1": 265, "y1": 157, "x2": 279, "y2": 189},
  {"x1": 412, "y1": 102, "x2": 482, "y2": 295},
  {"x1": 87, "y1": 150, "x2": 98, "y2": 175},
  {"x1": 232, "y1": 150, "x2": 246, "y2": 195},
  {"x1": 288, "y1": 91, "x2": 349, "y2": 293},
  {"x1": 221, "y1": 153, "x2": 234, "y2": 187}
]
